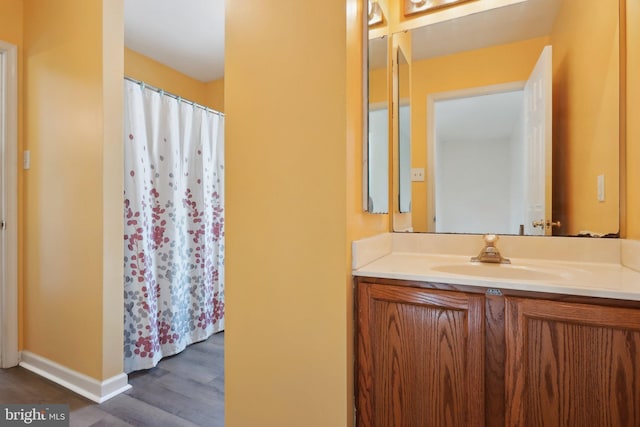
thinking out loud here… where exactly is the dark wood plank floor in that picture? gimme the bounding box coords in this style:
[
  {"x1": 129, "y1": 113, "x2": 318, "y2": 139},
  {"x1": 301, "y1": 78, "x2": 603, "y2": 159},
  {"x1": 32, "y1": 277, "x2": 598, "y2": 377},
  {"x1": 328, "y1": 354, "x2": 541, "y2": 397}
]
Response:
[{"x1": 0, "y1": 331, "x2": 224, "y2": 427}]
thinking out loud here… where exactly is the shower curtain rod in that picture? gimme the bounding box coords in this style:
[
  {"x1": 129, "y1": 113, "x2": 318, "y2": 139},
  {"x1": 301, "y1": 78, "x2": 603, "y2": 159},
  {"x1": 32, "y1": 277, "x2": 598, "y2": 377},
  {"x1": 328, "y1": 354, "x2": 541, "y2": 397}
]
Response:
[{"x1": 124, "y1": 76, "x2": 224, "y2": 117}]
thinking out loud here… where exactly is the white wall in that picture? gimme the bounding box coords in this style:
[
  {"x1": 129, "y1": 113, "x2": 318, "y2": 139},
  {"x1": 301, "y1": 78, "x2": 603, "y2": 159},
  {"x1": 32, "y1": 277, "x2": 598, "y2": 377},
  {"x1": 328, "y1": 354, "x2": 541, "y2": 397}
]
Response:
[{"x1": 435, "y1": 135, "x2": 514, "y2": 233}]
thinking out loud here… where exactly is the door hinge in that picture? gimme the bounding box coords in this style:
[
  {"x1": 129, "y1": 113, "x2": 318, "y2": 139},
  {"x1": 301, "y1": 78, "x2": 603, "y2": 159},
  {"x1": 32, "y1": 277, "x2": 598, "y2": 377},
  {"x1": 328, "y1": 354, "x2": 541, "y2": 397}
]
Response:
[{"x1": 1, "y1": 220, "x2": 5, "y2": 230}]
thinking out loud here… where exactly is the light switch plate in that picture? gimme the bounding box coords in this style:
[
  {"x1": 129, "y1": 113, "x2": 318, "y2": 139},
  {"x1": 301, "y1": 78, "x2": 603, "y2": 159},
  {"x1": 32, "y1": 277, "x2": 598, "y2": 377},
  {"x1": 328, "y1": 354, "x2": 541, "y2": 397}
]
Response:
[
  {"x1": 411, "y1": 168, "x2": 425, "y2": 182},
  {"x1": 23, "y1": 150, "x2": 30, "y2": 170}
]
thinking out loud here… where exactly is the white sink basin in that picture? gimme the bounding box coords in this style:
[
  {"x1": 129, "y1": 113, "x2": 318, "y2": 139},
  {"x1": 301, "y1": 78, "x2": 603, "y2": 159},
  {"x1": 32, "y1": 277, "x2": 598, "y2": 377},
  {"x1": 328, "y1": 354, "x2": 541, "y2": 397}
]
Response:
[{"x1": 431, "y1": 263, "x2": 563, "y2": 281}]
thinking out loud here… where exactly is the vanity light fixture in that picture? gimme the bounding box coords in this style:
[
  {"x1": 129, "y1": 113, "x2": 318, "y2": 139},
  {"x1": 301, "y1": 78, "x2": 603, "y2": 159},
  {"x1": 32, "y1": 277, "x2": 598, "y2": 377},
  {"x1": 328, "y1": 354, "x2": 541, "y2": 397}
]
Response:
[
  {"x1": 368, "y1": 0, "x2": 384, "y2": 26},
  {"x1": 404, "y1": 0, "x2": 473, "y2": 16}
]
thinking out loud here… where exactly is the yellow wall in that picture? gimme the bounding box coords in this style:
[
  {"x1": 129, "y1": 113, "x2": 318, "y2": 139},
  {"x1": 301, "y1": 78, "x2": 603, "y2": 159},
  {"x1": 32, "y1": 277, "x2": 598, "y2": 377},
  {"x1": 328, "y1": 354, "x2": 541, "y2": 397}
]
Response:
[
  {"x1": 23, "y1": 0, "x2": 123, "y2": 380},
  {"x1": 627, "y1": 0, "x2": 640, "y2": 238},
  {"x1": 0, "y1": 0, "x2": 24, "y2": 349},
  {"x1": 369, "y1": 66, "x2": 387, "y2": 105},
  {"x1": 226, "y1": 0, "x2": 385, "y2": 425},
  {"x1": 409, "y1": 36, "x2": 550, "y2": 232},
  {"x1": 204, "y1": 78, "x2": 225, "y2": 113},
  {"x1": 124, "y1": 48, "x2": 224, "y2": 112},
  {"x1": 0, "y1": 0, "x2": 22, "y2": 47},
  {"x1": 550, "y1": 0, "x2": 620, "y2": 235}
]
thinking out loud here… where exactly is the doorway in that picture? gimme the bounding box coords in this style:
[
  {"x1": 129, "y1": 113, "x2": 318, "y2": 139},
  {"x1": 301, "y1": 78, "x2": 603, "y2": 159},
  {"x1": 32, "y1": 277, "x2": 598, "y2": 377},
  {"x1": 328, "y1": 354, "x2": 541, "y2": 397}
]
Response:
[
  {"x1": 430, "y1": 86, "x2": 525, "y2": 234},
  {"x1": 0, "y1": 40, "x2": 19, "y2": 368},
  {"x1": 426, "y1": 46, "x2": 552, "y2": 235}
]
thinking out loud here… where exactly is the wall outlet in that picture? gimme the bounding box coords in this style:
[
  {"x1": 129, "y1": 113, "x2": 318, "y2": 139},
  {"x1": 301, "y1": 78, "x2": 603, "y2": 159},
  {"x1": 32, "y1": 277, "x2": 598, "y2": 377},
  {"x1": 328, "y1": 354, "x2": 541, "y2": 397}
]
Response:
[{"x1": 411, "y1": 168, "x2": 425, "y2": 182}]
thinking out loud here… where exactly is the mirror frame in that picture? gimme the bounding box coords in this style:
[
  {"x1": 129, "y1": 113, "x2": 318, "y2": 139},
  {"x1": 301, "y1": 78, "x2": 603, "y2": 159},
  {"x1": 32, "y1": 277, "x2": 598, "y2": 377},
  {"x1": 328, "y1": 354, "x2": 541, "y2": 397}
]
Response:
[
  {"x1": 619, "y1": 0, "x2": 628, "y2": 238},
  {"x1": 363, "y1": 1, "x2": 392, "y2": 214},
  {"x1": 362, "y1": 1, "x2": 370, "y2": 212}
]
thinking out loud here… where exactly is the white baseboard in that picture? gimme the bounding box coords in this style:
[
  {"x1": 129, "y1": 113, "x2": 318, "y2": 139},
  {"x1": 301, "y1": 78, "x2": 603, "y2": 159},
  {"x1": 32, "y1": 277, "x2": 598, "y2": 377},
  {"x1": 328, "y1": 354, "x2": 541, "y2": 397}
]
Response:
[{"x1": 19, "y1": 351, "x2": 131, "y2": 403}]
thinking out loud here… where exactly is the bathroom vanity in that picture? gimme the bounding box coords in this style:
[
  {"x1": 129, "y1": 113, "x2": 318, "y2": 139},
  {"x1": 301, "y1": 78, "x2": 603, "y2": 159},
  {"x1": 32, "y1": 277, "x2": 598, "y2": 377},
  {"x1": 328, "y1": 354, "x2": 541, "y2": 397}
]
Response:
[{"x1": 353, "y1": 233, "x2": 640, "y2": 427}]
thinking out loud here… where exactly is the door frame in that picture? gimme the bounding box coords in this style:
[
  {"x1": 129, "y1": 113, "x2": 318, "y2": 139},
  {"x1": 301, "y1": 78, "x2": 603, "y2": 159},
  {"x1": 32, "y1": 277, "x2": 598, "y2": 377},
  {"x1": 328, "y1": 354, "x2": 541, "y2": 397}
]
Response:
[
  {"x1": 426, "y1": 81, "x2": 525, "y2": 232},
  {"x1": 0, "y1": 40, "x2": 19, "y2": 368}
]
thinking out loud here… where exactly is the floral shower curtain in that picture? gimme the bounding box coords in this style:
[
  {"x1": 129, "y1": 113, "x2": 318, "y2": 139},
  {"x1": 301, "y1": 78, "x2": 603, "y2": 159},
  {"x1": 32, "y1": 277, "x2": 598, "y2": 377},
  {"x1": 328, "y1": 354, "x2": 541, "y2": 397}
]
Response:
[{"x1": 123, "y1": 79, "x2": 225, "y2": 373}]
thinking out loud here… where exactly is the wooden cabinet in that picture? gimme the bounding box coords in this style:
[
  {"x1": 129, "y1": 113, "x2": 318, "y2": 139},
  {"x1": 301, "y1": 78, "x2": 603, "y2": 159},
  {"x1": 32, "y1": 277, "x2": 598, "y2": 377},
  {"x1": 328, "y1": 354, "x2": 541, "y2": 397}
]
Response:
[
  {"x1": 355, "y1": 278, "x2": 640, "y2": 427},
  {"x1": 356, "y1": 282, "x2": 485, "y2": 427},
  {"x1": 505, "y1": 297, "x2": 640, "y2": 426}
]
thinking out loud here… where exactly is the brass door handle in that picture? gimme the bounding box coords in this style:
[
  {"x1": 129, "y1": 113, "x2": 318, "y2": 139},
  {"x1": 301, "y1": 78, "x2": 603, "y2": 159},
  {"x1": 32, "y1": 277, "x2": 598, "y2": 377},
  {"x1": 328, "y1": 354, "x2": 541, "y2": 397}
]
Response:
[{"x1": 532, "y1": 220, "x2": 561, "y2": 229}]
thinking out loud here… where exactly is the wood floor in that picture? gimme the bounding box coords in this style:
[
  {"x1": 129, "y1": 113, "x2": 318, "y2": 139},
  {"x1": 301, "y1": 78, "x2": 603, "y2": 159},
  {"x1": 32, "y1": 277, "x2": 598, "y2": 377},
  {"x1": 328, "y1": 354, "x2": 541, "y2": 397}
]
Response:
[{"x1": 0, "y1": 331, "x2": 224, "y2": 427}]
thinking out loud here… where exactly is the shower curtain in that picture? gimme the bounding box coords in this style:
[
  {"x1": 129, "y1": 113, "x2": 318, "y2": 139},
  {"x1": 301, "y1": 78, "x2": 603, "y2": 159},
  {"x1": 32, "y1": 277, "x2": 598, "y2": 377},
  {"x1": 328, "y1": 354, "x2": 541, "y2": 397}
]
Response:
[{"x1": 123, "y1": 79, "x2": 225, "y2": 373}]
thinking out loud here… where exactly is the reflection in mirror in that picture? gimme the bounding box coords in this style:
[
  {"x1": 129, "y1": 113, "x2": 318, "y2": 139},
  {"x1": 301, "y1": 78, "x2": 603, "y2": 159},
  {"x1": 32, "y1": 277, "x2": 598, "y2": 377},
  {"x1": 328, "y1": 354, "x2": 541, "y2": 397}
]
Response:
[
  {"x1": 433, "y1": 89, "x2": 525, "y2": 234},
  {"x1": 398, "y1": 47, "x2": 411, "y2": 213},
  {"x1": 395, "y1": 0, "x2": 620, "y2": 237},
  {"x1": 368, "y1": 35, "x2": 389, "y2": 213}
]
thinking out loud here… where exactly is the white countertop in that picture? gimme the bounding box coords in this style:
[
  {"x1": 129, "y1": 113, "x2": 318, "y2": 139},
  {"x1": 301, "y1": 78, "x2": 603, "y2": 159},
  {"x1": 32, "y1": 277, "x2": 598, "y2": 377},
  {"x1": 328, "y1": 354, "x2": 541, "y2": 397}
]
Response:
[{"x1": 352, "y1": 233, "x2": 640, "y2": 301}]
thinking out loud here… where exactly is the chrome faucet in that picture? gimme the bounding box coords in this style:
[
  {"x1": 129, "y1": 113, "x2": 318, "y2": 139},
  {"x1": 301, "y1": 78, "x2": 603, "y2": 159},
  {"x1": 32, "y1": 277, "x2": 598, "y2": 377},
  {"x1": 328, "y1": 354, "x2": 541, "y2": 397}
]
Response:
[{"x1": 471, "y1": 234, "x2": 510, "y2": 264}]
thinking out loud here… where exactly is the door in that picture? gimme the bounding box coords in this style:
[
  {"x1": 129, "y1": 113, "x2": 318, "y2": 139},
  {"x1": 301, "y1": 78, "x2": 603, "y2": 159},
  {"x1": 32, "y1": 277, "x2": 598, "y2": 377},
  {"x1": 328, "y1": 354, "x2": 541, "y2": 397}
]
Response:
[
  {"x1": 356, "y1": 282, "x2": 485, "y2": 427},
  {"x1": 505, "y1": 297, "x2": 640, "y2": 426},
  {"x1": 523, "y1": 45, "x2": 553, "y2": 236},
  {"x1": 0, "y1": 41, "x2": 19, "y2": 368},
  {"x1": 0, "y1": 49, "x2": 4, "y2": 366}
]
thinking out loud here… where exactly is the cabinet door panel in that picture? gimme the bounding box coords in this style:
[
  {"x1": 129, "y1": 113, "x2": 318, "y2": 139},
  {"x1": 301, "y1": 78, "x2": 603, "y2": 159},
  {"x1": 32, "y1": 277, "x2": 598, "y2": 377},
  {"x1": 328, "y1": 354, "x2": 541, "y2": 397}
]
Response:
[
  {"x1": 506, "y1": 297, "x2": 640, "y2": 427},
  {"x1": 357, "y1": 283, "x2": 484, "y2": 427}
]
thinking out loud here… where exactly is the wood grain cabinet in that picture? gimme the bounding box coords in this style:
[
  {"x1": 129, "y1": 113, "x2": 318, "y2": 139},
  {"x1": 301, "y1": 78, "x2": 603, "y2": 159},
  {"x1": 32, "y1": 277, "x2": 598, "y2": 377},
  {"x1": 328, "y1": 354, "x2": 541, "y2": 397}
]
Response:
[
  {"x1": 356, "y1": 281, "x2": 485, "y2": 427},
  {"x1": 355, "y1": 278, "x2": 640, "y2": 427},
  {"x1": 505, "y1": 297, "x2": 640, "y2": 427}
]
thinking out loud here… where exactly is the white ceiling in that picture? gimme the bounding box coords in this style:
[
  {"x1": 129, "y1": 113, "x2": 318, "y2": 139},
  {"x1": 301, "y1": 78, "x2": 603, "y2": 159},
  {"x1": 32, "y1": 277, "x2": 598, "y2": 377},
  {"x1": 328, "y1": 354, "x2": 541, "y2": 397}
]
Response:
[
  {"x1": 435, "y1": 90, "x2": 524, "y2": 142},
  {"x1": 124, "y1": 0, "x2": 225, "y2": 82}
]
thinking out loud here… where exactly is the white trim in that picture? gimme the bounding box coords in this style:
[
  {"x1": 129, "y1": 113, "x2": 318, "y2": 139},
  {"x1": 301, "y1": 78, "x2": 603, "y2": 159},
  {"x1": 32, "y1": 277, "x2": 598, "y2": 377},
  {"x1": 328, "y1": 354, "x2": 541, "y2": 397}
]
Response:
[
  {"x1": 20, "y1": 351, "x2": 131, "y2": 403},
  {"x1": 0, "y1": 40, "x2": 19, "y2": 368}
]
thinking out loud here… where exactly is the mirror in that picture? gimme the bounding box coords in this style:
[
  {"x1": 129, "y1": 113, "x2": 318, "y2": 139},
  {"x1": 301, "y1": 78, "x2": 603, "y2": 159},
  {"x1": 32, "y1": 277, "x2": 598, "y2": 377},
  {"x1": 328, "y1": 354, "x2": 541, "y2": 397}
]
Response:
[
  {"x1": 393, "y1": 0, "x2": 621, "y2": 237},
  {"x1": 367, "y1": 35, "x2": 390, "y2": 213},
  {"x1": 364, "y1": 0, "x2": 390, "y2": 214}
]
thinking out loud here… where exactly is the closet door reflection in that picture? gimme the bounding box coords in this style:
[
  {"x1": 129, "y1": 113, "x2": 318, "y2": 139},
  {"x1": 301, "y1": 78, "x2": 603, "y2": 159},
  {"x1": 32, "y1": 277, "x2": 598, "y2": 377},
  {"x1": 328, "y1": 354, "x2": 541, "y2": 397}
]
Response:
[
  {"x1": 368, "y1": 107, "x2": 389, "y2": 213},
  {"x1": 367, "y1": 34, "x2": 389, "y2": 214}
]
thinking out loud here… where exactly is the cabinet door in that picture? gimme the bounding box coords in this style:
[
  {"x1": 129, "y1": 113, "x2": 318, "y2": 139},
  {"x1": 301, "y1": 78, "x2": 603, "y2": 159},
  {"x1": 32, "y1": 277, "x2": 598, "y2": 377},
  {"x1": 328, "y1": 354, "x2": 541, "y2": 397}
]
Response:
[
  {"x1": 356, "y1": 283, "x2": 485, "y2": 427},
  {"x1": 505, "y1": 297, "x2": 640, "y2": 426}
]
